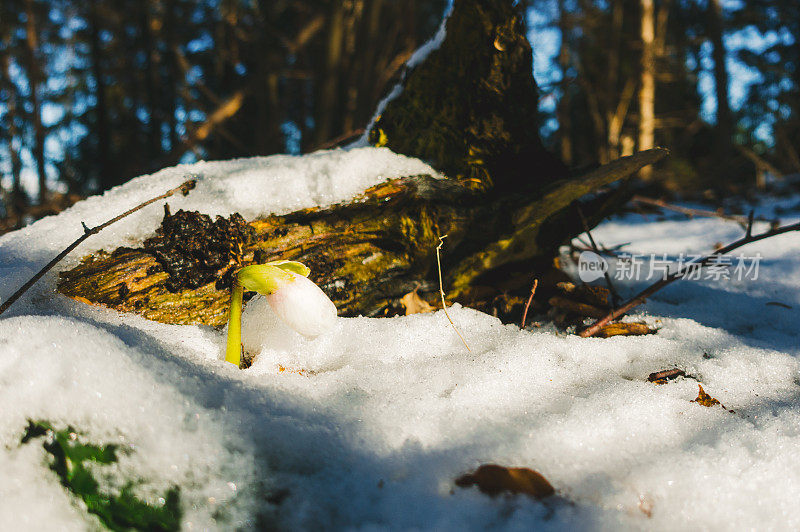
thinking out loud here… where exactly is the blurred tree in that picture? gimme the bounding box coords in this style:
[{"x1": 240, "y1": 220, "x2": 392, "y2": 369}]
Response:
[
  {"x1": 0, "y1": 0, "x2": 26, "y2": 214},
  {"x1": 638, "y1": 0, "x2": 656, "y2": 179},
  {"x1": 708, "y1": 0, "x2": 731, "y2": 149},
  {"x1": 23, "y1": 0, "x2": 48, "y2": 202},
  {"x1": 735, "y1": 0, "x2": 800, "y2": 175}
]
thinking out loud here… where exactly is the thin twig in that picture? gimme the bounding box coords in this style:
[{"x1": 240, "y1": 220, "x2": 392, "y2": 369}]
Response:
[
  {"x1": 436, "y1": 235, "x2": 471, "y2": 352},
  {"x1": 632, "y1": 195, "x2": 775, "y2": 227},
  {"x1": 0, "y1": 179, "x2": 197, "y2": 317},
  {"x1": 520, "y1": 279, "x2": 538, "y2": 329},
  {"x1": 570, "y1": 239, "x2": 630, "y2": 257},
  {"x1": 576, "y1": 204, "x2": 621, "y2": 307},
  {"x1": 579, "y1": 219, "x2": 800, "y2": 337}
]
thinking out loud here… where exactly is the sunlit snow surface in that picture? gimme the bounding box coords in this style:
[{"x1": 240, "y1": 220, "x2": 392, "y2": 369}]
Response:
[{"x1": 1, "y1": 148, "x2": 800, "y2": 530}]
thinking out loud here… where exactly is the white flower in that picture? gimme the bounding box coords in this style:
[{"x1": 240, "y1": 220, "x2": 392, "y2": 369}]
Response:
[
  {"x1": 263, "y1": 271, "x2": 337, "y2": 338},
  {"x1": 226, "y1": 261, "x2": 337, "y2": 366}
]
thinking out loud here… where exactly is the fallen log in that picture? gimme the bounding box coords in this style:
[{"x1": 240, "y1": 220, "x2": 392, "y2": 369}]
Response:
[{"x1": 57, "y1": 0, "x2": 667, "y2": 326}]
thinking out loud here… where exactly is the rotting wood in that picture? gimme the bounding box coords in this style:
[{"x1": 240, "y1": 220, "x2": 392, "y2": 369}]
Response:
[{"x1": 1, "y1": 180, "x2": 196, "y2": 317}]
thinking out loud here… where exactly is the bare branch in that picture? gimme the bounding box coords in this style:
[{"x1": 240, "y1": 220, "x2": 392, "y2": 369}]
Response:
[
  {"x1": 632, "y1": 195, "x2": 777, "y2": 228},
  {"x1": 0, "y1": 180, "x2": 197, "y2": 317},
  {"x1": 520, "y1": 279, "x2": 538, "y2": 329},
  {"x1": 579, "y1": 219, "x2": 800, "y2": 338}
]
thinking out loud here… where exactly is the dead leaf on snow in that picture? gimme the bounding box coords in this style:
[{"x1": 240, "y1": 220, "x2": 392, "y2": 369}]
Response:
[
  {"x1": 692, "y1": 384, "x2": 722, "y2": 408},
  {"x1": 455, "y1": 464, "x2": 554, "y2": 499}
]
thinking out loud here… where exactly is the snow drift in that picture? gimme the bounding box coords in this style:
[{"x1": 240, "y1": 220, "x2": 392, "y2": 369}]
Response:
[{"x1": 1, "y1": 147, "x2": 800, "y2": 530}]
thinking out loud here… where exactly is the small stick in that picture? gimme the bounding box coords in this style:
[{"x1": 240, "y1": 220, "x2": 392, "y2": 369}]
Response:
[
  {"x1": 576, "y1": 204, "x2": 621, "y2": 307},
  {"x1": 647, "y1": 368, "x2": 685, "y2": 382},
  {"x1": 570, "y1": 241, "x2": 630, "y2": 257},
  {"x1": 436, "y1": 235, "x2": 471, "y2": 352},
  {"x1": 579, "y1": 219, "x2": 800, "y2": 337},
  {"x1": 0, "y1": 179, "x2": 197, "y2": 317},
  {"x1": 632, "y1": 195, "x2": 775, "y2": 227},
  {"x1": 520, "y1": 279, "x2": 538, "y2": 329}
]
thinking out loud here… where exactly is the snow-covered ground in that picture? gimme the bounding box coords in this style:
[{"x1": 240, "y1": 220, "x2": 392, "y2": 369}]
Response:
[{"x1": 1, "y1": 148, "x2": 799, "y2": 530}]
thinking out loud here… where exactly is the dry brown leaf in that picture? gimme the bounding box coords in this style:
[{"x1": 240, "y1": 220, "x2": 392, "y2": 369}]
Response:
[
  {"x1": 692, "y1": 384, "x2": 722, "y2": 408},
  {"x1": 455, "y1": 464, "x2": 554, "y2": 499},
  {"x1": 597, "y1": 322, "x2": 655, "y2": 338},
  {"x1": 400, "y1": 290, "x2": 435, "y2": 315}
]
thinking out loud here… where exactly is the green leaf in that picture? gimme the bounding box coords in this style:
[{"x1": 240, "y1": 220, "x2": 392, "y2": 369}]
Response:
[
  {"x1": 266, "y1": 260, "x2": 311, "y2": 277},
  {"x1": 237, "y1": 264, "x2": 296, "y2": 295},
  {"x1": 21, "y1": 421, "x2": 182, "y2": 531}
]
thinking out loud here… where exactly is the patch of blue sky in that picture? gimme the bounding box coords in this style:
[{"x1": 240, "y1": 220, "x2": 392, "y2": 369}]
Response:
[
  {"x1": 188, "y1": 109, "x2": 205, "y2": 123},
  {"x1": 281, "y1": 121, "x2": 302, "y2": 155},
  {"x1": 41, "y1": 102, "x2": 64, "y2": 128},
  {"x1": 187, "y1": 32, "x2": 214, "y2": 54},
  {"x1": 527, "y1": 3, "x2": 562, "y2": 93},
  {"x1": 186, "y1": 65, "x2": 204, "y2": 85}
]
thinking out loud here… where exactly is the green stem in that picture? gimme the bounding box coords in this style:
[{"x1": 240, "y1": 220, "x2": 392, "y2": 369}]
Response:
[{"x1": 225, "y1": 282, "x2": 244, "y2": 367}]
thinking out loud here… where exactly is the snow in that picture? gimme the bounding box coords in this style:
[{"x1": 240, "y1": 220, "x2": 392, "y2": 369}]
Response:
[{"x1": 2, "y1": 147, "x2": 800, "y2": 530}]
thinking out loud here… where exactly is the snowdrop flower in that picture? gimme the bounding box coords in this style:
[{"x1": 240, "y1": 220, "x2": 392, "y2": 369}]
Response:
[{"x1": 225, "y1": 261, "x2": 337, "y2": 367}]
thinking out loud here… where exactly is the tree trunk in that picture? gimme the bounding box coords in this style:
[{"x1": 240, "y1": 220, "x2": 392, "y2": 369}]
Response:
[
  {"x1": 708, "y1": 0, "x2": 731, "y2": 151},
  {"x1": 139, "y1": 0, "x2": 161, "y2": 164},
  {"x1": 87, "y1": 0, "x2": 112, "y2": 191},
  {"x1": 314, "y1": 2, "x2": 346, "y2": 146},
  {"x1": 605, "y1": 0, "x2": 623, "y2": 160},
  {"x1": 557, "y1": 0, "x2": 572, "y2": 165},
  {"x1": 24, "y1": 0, "x2": 48, "y2": 203},
  {"x1": 0, "y1": 48, "x2": 24, "y2": 212},
  {"x1": 57, "y1": 0, "x2": 668, "y2": 327},
  {"x1": 638, "y1": 0, "x2": 656, "y2": 180},
  {"x1": 163, "y1": 0, "x2": 180, "y2": 152}
]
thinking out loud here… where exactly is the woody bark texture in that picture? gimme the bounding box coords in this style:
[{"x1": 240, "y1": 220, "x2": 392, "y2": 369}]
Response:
[{"x1": 58, "y1": 0, "x2": 667, "y2": 326}]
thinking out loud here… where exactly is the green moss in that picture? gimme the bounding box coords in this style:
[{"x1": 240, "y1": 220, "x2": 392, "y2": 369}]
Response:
[{"x1": 21, "y1": 421, "x2": 182, "y2": 531}]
